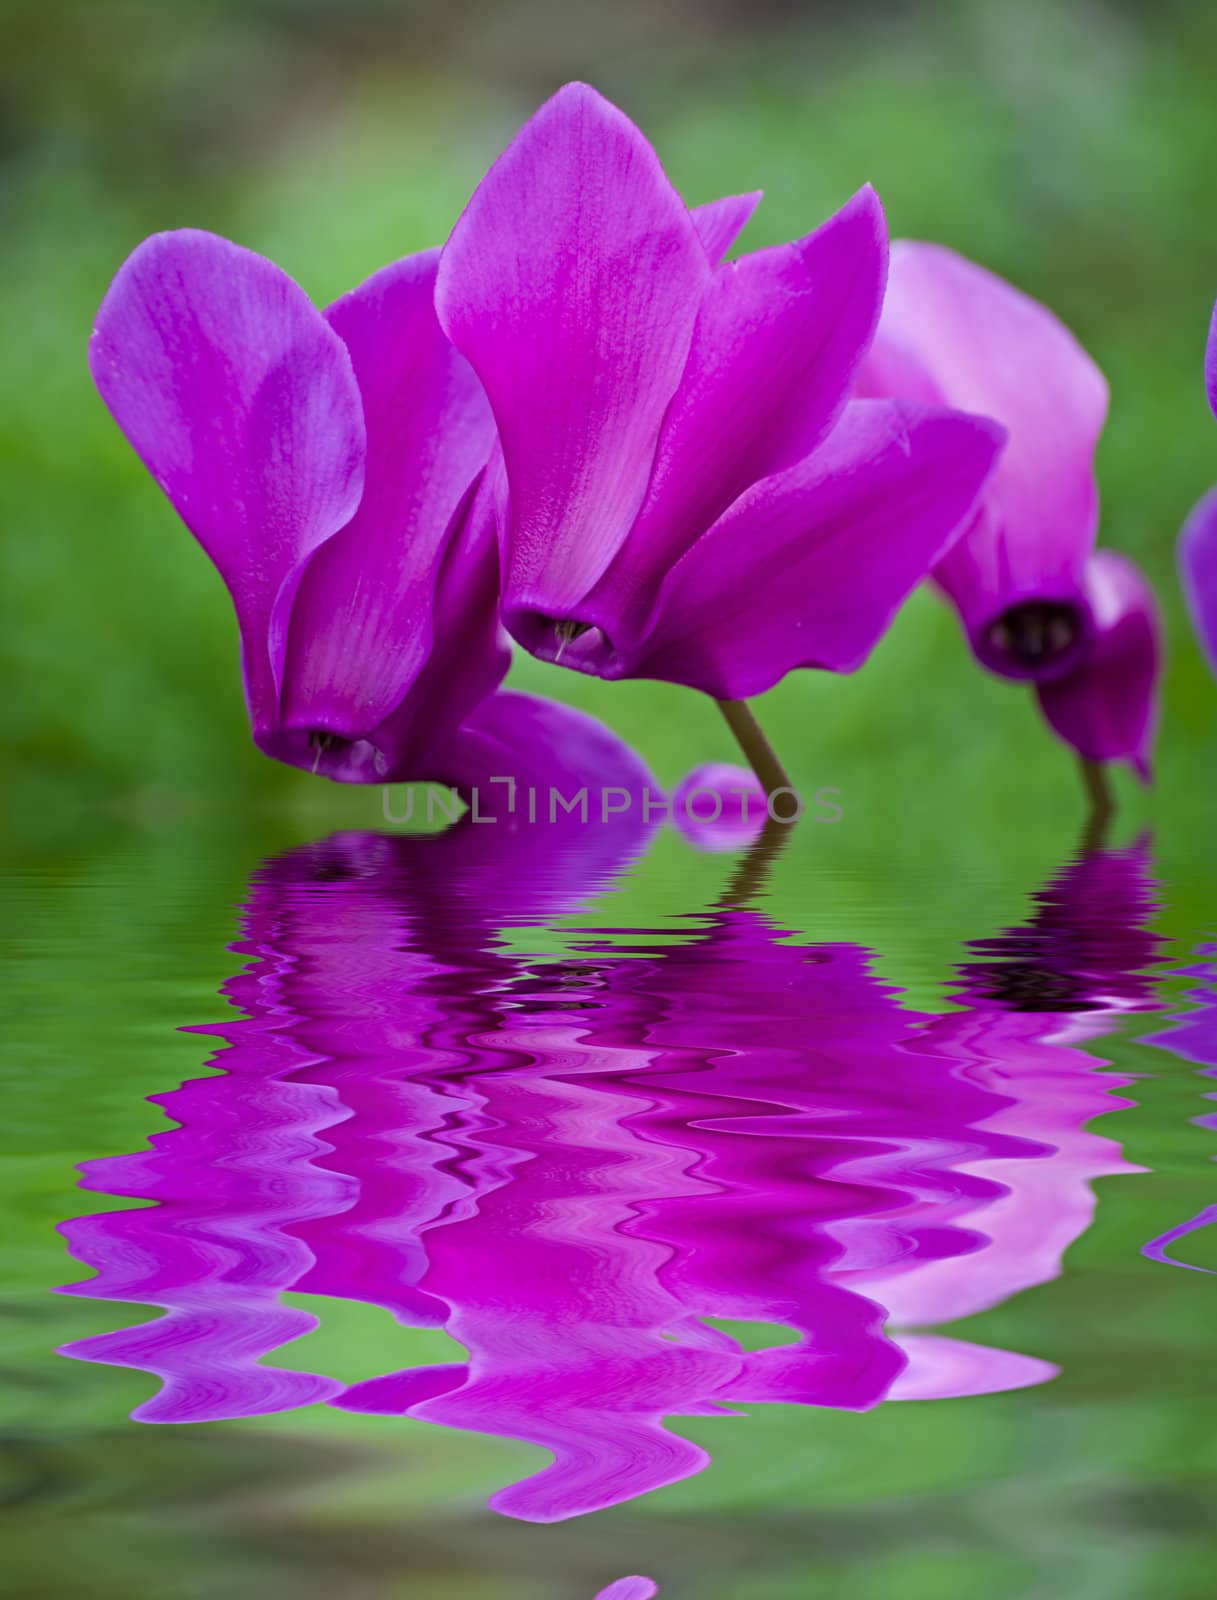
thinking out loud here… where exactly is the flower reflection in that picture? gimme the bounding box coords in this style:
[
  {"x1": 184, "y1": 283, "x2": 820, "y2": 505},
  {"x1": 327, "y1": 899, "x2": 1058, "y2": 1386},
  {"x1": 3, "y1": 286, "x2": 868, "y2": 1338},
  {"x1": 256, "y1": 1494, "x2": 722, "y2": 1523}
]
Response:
[
  {"x1": 58, "y1": 828, "x2": 1159, "y2": 1521},
  {"x1": 952, "y1": 838, "x2": 1163, "y2": 1023},
  {"x1": 1141, "y1": 941, "x2": 1217, "y2": 1272},
  {"x1": 851, "y1": 841, "x2": 1162, "y2": 1392}
]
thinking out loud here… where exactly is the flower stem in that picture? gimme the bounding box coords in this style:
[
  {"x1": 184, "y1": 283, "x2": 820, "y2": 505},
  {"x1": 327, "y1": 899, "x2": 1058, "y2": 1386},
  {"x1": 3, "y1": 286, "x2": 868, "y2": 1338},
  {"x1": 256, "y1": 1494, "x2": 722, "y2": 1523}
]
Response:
[
  {"x1": 715, "y1": 698, "x2": 793, "y2": 797},
  {"x1": 1078, "y1": 757, "x2": 1115, "y2": 824}
]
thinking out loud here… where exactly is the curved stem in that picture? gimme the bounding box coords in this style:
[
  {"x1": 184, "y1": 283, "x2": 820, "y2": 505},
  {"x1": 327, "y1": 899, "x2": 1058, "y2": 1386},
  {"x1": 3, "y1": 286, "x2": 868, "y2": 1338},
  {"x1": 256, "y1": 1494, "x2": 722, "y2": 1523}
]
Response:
[
  {"x1": 1078, "y1": 757, "x2": 1115, "y2": 834},
  {"x1": 715, "y1": 698, "x2": 792, "y2": 796}
]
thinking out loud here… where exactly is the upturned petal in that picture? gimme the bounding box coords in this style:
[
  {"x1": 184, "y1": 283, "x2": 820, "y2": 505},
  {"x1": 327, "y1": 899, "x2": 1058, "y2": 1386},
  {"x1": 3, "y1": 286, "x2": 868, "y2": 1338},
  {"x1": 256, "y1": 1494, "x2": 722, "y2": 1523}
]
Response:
[
  {"x1": 885, "y1": 1335, "x2": 1058, "y2": 1400},
  {"x1": 672, "y1": 764, "x2": 767, "y2": 852},
  {"x1": 581, "y1": 186, "x2": 889, "y2": 648},
  {"x1": 260, "y1": 467, "x2": 510, "y2": 784},
  {"x1": 436, "y1": 82, "x2": 711, "y2": 617},
  {"x1": 398, "y1": 696, "x2": 662, "y2": 916},
  {"x1": 1206, "y1": 297, "x2": 1217, "y2": 418},
  {"x1": 690, "y1": 191, "x2": 762, "y2": 262},
  {"x1": 278, "y1": 251, "x2": 496, "y2": 742},
  {"x1": 369, "y1": 469, "x2": 510, "y2": 781},
  {"x1": 89, "y1": 229, "x2": 366, "y2": 728},
  {"x1": 433, "y1": 689, "x2": 660, "y2": 805},
  {"x1": 1035, "y1": 551, "x2": 1162, "y2": 779},
  {"x1": 606, "y1": 400, "x2": 1004, "y2": 699},
  {"x1": 1179, "y1": 483, "x2": 1217, "y2": 676},
  {"x1": 594, "y1": 1580, "x2": 660, "y2": 1600},
  {"x1": 861, "y1": 242, "x2": 1108, "y2": 683}
]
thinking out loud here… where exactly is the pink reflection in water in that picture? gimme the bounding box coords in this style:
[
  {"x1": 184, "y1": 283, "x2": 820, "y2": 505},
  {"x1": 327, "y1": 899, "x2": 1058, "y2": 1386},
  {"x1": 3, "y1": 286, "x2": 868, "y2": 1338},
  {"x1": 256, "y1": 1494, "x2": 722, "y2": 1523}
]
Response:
[
  {"x1": 1141, "y1": 940, "x2": 1217, "y2": 1272},
  {"x1": 57, "y1": 830, "x2": 1158, "y2": 1520}
]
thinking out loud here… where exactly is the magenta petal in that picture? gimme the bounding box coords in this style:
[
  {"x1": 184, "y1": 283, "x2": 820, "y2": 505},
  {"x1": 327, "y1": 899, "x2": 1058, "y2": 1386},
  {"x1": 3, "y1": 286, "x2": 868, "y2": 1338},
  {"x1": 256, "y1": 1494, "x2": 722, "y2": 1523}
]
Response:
[
  {"x1": 261, "y1": 470, "x2": 510, "y2": 786},
  {"x1": 862, "y1": 242, "x2": 1107, "y2": 678},
  {"x1": 1179, "y1": 483, "x2": 1217, "y2": 676},
  {"x1": 368, "y1": 471, "x2": 510, "y2": 782},
  {"x1": 436, "y1": 82, "x2": 711, "y2": 616},
  {"x1": 589, "y1": 188, "x2": 888, "y2": 643},
  {"x1": 628, "y1": 400, "x2": 1005, "y2": 698},
  {"x1": 1207, "y1": 298, "x2": 1217, "y2": 418},
  {"x1": 690, "y1": 191, "x2": 763, "y2": 261},
  {"x1": 278, "y1": 251, "x2": 496, "y2": 739},
  {"x1": 657, "y1": 185, "x2": 887, "y2": 506},
  {"x1": 886, "y1": 1335, "x2": 1058, "y2": 1401},
  {"x1": 89, "y1": 229, "x2": 365, "y2": 728},
  {"x1": 433, "y1": 689, "x2": 659, "y2": 804},
  {"x1": 594, "y1": 1580, "x2": 660, "y2": 1600},
  {"x1": 1035, "y1": 551, "x2": 1162, "y2": 779},
  {"x1": 672, "y1": 764, "x2": 767, "y2": 852},
  {"x1": 336, "y1": 1363, "x2": 470, "y2": 1413}
]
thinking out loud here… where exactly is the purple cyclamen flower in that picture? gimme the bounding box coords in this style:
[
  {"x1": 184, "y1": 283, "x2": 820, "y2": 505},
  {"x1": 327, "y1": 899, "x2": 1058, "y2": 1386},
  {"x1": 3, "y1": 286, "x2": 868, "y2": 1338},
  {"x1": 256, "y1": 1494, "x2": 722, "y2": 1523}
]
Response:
[
  {"x1": 860, "y1": 242, "x2": 1162, "y2": 775},
  {"x1": 1033, "y1": 550, "x2": 1161, "y2": 780},
  {"x1": 434, "y1": 83, "x2": 1004, "y2": 697},
  {"x1": 1177, "y1": 303, "x2": 1217, "y2": 676},
  {"x1": 1179, "y1": 486, "x2": 1217, "y2": 677},
  {"x1": 89, "y1": 230, "x2": 510, "y2": 783},
  {"x1": 860, "y1": 242, "x2": 1104, "y2": 678}
]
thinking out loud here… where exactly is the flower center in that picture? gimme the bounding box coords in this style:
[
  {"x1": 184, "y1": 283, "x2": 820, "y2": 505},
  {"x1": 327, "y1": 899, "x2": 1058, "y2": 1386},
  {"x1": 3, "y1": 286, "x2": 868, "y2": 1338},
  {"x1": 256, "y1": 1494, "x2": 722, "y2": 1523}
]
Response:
[
  {"x1": 549, "y1": 617, "x2": 592, "y2": 662},
  {"x1": 984, "y1": 601, "x2": 1081, "y2": 671},
  {"x1": 308, "y1": 730, "x2": 351, "y2": 774}
]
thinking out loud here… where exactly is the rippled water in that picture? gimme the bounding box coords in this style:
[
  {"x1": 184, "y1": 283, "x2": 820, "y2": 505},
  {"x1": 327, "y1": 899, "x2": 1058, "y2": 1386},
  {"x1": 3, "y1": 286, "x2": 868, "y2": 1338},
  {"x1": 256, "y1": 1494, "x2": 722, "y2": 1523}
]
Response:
[{"x1": 3, "y1": 817, "x2": 1215, "y2": 1598}]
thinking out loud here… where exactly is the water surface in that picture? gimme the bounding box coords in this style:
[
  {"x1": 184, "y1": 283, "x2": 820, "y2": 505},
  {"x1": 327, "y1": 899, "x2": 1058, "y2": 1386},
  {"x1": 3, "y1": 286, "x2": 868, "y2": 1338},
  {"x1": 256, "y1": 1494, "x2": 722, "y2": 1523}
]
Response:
[{"x1": 2, "y1": 818, "x2": 1214, "y2": 1598}]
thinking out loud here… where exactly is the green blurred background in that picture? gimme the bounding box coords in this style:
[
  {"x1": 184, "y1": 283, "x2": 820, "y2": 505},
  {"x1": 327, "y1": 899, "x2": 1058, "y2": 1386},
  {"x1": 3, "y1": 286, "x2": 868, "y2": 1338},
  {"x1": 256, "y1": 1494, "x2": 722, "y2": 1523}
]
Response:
[{"x1": 4, "y1": 0, "x2": 1217, "y2": 854}]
